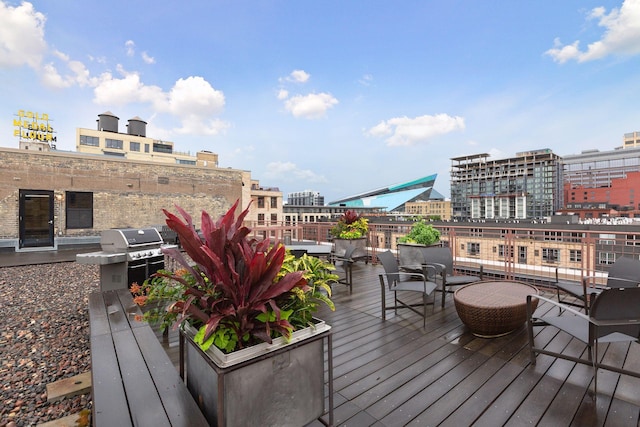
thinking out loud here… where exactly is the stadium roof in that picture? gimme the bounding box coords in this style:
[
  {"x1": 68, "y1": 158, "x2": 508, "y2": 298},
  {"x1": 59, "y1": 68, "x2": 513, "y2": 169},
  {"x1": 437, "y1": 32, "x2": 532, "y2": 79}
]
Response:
[{"x1": 327, "y1": 174, "x2": 442, "y2": 212}]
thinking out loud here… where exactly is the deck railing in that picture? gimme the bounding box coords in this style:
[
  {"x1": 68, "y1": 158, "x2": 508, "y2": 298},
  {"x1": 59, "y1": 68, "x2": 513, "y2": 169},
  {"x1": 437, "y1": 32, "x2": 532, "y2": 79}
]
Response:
[{"x1": 244, "y1": 220, "x2": 640, "y2": 290}]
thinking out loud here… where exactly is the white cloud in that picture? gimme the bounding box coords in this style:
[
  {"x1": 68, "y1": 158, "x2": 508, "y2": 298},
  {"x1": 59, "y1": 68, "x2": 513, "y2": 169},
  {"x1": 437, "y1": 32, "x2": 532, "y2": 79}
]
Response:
[
  {"x1": 40, "y1": 63, "x2": 68, "y2": 88},
  {"x1": 125, "y1": 40, "x2": 135, "y2": 57},
  {"x1": 288, "y1": 69, "x2": 310, "y2": 83},
  {"x1": 277, "y1": 88, "x2": 289, "y2": 100},
  {"x1": 166, "y1": 76, "x2": 225, "y2": 116},
  {"x1": 41, "y1": 54, "x2": 96, "y2": 89},
  {"x1": 546, "y1": 0, "x2": 640, "y2": 63},
  {"x1": 284, "y1": 92, "x2": 338, "y2": 119},
  {"x1": 264, "y1": 161, "x2": 328, "y2": 183},
  {"x1": 93, "y1": 70, "x2": 158, "y2": 105},
  {"x1": 366, "y1": 114, "x2": 465, "y2": 146},
  {"x1": 93, "y1": 71, "x2": 229, "y2": 135},
  {"x1": 358, "y1": 74, "x2": 373, "y2": 86},
  {"x1": 141, "y1": 51, "x2": 155, "y2": 64},
  {"x1": 0, "y1": 1, "x2": 47, "y2": 68}
]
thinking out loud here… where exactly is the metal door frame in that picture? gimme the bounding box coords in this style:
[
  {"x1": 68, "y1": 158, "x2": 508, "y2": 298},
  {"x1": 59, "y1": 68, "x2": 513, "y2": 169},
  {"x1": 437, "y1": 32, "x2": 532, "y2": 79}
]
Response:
[{"x1": 19, "y1": 189, "x2": 55, "y2": 249}]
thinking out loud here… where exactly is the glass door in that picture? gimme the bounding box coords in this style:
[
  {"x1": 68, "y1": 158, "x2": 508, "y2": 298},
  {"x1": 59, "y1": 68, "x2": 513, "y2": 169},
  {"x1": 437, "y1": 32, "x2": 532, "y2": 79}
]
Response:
[{"x1": 19, "y1": 190, "x2": 54, "y2": 248}]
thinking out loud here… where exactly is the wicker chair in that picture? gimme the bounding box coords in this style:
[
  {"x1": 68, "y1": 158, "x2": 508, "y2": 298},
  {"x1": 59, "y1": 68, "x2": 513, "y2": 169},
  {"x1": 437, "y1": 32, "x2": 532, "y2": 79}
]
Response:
[
  {"x1": 378, "y1": 250, "x2": 438, "y2": 327},
  {"x1": 420, "y1": 246, "x2": 483, "y2": 308},
  {"x1": 527, "y1": 287, "x2": 640, "y2": 399},
  {"x1": 556, "y1": 256, "x2": 640, "y2": 314}
]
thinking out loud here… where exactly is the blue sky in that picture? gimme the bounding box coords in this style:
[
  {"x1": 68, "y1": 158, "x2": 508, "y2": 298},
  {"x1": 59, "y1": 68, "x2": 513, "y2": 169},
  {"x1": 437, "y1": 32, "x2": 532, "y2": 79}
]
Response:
[{"x1": 2, "y1": 1, "x2": 640, "y2": 204}]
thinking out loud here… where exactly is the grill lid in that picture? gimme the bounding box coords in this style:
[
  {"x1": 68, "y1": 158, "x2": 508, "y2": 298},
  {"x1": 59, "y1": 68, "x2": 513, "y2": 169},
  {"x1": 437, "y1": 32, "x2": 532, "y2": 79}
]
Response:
[{"x1": 101, "y1": 228, "x2": 163, "y2": 252}]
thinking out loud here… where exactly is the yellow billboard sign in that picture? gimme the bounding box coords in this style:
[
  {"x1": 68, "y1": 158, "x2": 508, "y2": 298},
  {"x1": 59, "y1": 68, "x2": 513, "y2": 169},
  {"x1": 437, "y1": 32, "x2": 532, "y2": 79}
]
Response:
[{"x1": 13, "y1": 109, "x2": 57, "y2": 142}]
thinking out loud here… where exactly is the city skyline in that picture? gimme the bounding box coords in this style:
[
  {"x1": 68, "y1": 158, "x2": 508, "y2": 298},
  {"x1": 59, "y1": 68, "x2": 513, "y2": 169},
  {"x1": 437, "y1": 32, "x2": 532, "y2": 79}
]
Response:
[{"x1": 1, "y1": 0, "x2": 640, "y2": 203}]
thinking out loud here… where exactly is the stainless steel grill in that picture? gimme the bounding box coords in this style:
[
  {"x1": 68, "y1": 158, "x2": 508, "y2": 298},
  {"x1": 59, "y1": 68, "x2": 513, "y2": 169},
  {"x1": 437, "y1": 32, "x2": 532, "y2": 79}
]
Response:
[{"x1": 77, "y1": 227, "x2": 175, "y2": 291}]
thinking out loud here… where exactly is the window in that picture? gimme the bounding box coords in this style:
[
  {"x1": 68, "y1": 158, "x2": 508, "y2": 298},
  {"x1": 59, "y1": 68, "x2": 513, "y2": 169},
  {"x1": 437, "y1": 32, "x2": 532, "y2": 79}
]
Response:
[
  {"x1": 66, "y1": 192, "x2": 93, "y2": 229},
  {"x1": 105, "y1": 138, "x2": 123, "y2": 149},
  {"x1": 176, "y1": 159, "x2": 196, "y2": 165},
  {"x1": 271, "y1": 197, "x2": 278, "y2": 208},
  {"x1": 599, "y1": 252, "x2": 616, "y2": 265},
  {"x1": 270, "y1": 213, "x2": 277, "y2": 222},
  {"x1": 467, "y1": 242, "x2": 480, "y2": 255},
  {"x1": 130, "y1": 142, "x2": 140, "y2": 152},
  {"x1": 144, "y1": 144, "x2": 149, "y2": 153},
  {"x1": 153, "y1": 142, "x2": 173, "y2": 153},
  {"x1": 79, "y1": 135, "x2": 99, "y2": 146},
  {"x1": 470, "y1": 228, "x2": 483, "y2": 237},
  {"x1": 598, "y1": 234, "x2": 616, "y2": 245},
  {"x1": 542, "y1": 248, "x2": 559, "y2": 263},
  {"x1": 544, "y1": 231, "x2": 562, "y2": 241},
  {"x1": 257, "y1": 213, "x2": 265, "y2": 225},
  {"x1": 569, "y1": 249, "x2": 582, "y2": 263},
  {"x1": 498, "y1": 244, "x2": 513, "y2": 258},
  {"x1": 257, "y1": 197, "x2": 265, "y2": 208},
  {"x1": 518, "y1": 246, "x2": 527, "y2": 264},
  {"x1": 626, "y1": 234, "x2": 640, "y2": 246}
]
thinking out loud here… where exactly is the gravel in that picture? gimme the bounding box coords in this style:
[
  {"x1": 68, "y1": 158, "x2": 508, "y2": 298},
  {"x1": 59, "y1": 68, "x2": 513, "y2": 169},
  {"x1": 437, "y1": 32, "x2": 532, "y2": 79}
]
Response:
[{"x1": 0, "y1": 262, "x2": 99, "y2": 427}]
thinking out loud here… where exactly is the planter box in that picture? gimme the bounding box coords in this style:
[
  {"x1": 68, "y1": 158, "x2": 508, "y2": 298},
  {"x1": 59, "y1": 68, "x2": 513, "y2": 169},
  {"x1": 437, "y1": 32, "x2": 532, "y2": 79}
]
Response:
[
  {"x1": 181, "y1": 321, "x2": 331, "y2": 427},
  {"x1": 333, "y1": 237, "x2": 368, "y2": 262}
]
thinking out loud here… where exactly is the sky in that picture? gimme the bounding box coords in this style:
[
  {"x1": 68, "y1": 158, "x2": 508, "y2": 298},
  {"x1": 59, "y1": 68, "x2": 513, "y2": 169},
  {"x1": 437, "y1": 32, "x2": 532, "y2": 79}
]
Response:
[{"x1": 1, "y1": 1, "x2": 640, "y2": 204}]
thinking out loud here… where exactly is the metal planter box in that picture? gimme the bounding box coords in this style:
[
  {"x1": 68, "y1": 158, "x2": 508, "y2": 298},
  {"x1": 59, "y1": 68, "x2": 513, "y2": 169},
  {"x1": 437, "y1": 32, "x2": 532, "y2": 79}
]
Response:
[
  {"x1": 333, "y1": 237, "x2": 368, "y2": 262},
  {"x1": 181, "y1": 321, "x2": 331, "y2": 427}
]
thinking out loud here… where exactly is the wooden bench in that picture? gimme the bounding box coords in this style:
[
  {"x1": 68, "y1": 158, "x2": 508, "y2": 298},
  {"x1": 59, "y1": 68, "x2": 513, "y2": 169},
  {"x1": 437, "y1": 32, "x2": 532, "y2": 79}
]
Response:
[{"x1": 88, "y1": 289, "x2": 208, "y2": 427}]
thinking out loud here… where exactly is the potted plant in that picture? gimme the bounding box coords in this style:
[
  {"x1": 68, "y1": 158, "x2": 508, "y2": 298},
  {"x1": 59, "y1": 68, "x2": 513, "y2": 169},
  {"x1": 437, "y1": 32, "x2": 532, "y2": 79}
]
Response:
[
  {"x1": 330, "y1": 209, "x2": 369, "y2": 262},
  {"x1": 131, "y1": 200, "x2": 336, "y2": 427},
  {"x1": 397, "y1": 218, "x2": 441, "y2": 267}
]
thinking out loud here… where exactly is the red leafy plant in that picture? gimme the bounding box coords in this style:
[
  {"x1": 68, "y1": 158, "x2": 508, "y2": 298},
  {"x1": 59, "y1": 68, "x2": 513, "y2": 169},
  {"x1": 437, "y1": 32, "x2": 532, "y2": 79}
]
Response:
[
  {"x1": 330, "y1": 209, "x2": 369, "y2": 239},
  {"x1": 135, "y1": 200, "x2": 309, "y2": 353}
]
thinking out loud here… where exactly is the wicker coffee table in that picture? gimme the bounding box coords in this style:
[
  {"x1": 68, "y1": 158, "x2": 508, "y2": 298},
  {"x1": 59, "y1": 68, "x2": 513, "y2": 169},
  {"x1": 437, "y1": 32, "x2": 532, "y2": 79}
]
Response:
[{"x1": 453, "y1": 281, "x2": 539, "y2": 337}]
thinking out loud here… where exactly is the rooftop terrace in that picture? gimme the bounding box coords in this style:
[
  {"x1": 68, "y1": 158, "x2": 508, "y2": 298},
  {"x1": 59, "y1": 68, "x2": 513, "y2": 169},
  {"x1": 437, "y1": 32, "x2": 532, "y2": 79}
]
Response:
[{"x1": 156, "y1": 260, "x2": 640, "y2": 426}]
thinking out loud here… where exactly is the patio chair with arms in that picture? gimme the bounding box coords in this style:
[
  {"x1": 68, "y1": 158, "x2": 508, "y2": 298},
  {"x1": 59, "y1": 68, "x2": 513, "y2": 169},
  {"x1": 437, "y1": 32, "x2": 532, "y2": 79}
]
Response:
[
  {"x1": 527, "y1": 286, "x2": 640, "y2": 399},
  {"x1": 420, "y1": 246, "x2": 483, "y2": 308},
  {"x1": 556, "y1": 256, "x2": 640, "y2": 314},
  {"x1": 333, "y1": 246, "x2": 356, "y2": 294},
  {"x1": 378, "y1": 250, "x2": 438, "y2": 328}
]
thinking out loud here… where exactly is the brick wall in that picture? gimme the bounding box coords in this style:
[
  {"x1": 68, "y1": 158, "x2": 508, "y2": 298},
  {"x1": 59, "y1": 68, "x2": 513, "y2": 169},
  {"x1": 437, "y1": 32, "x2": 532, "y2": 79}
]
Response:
[{"x1": 0, "y1": 147, "x2": 244, "y2": 239}]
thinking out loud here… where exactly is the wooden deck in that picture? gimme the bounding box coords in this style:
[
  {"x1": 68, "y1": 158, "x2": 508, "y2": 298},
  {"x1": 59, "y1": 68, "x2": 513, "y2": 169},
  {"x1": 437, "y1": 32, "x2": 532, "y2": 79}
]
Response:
[{"x1": 156, "y1": 261, "x2": 640, "y2": 426}]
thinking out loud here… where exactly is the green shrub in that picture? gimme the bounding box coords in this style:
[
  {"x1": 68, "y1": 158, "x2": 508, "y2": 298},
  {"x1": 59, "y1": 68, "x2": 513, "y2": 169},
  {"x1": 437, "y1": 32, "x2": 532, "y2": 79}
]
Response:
[{"x1": 398, "y1": 219, "x2": 440, "y2": 246}]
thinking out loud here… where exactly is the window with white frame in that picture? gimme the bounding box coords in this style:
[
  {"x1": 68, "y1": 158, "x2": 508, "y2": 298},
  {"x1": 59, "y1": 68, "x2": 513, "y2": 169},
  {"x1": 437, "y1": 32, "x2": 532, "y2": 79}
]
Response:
[
  {"x1": 468, "y1": 242, "x2": 480, "y2": 255},
  {"x1": 598, "y1": 233, "x2": 616, "y2": 245},
  {"x1": 599, "y1": 252, "x2": 616, "y2": 265},
  {"x1": 569, "y1": 249, "x2": 582, "y2": 263},
  {"x1": 542, "y1": 248, "x2": 559, "y2": 263}
]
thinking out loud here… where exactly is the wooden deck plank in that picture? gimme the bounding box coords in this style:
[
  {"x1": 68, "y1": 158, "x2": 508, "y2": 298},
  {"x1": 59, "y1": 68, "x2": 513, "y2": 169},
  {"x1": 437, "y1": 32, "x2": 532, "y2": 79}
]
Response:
[
  {"x1": 89, "y1": 333, "x2": 132, "y2": 427},
  {"x1": 111, "y1": 329, "x2": 172, "y2": 427},
  {"x1": 146, "y1": 261, "x2": 640, "y2": 427},
  {"x1": 131, "y1": 326, "x2": 208, "y2": 427}
]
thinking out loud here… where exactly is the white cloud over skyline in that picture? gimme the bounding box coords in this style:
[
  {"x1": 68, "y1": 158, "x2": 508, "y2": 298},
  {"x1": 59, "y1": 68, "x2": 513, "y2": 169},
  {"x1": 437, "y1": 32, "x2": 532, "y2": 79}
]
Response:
[
  {"x1": 545, "y1": 0, "x2": 640, "y2": 63},
  {"x1": 2, "y1": 1, "x2": 640, "y2": 202},
  {"x1": 367, "y1": 114, "x2": 466, "y2": 146}
]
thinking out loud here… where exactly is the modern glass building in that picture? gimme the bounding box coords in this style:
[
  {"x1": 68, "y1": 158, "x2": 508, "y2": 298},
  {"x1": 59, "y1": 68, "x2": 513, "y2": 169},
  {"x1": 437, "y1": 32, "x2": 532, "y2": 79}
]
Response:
[{"x1": 450, "y1": 149, "x2": 563, "y2": 221}]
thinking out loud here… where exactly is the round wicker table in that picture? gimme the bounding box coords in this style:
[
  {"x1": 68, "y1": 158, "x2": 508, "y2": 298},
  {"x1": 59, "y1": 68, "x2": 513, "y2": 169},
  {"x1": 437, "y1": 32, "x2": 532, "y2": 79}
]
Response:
[{"x1": 453, "y1": 281, "x2": 539, "y2": 338}]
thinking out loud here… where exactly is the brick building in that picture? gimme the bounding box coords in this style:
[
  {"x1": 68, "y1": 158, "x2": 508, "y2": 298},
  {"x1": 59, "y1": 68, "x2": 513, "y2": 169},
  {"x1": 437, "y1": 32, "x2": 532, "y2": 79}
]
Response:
[{"x1": 0, "y1": 147, "x2": 248, "y2": 251}]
